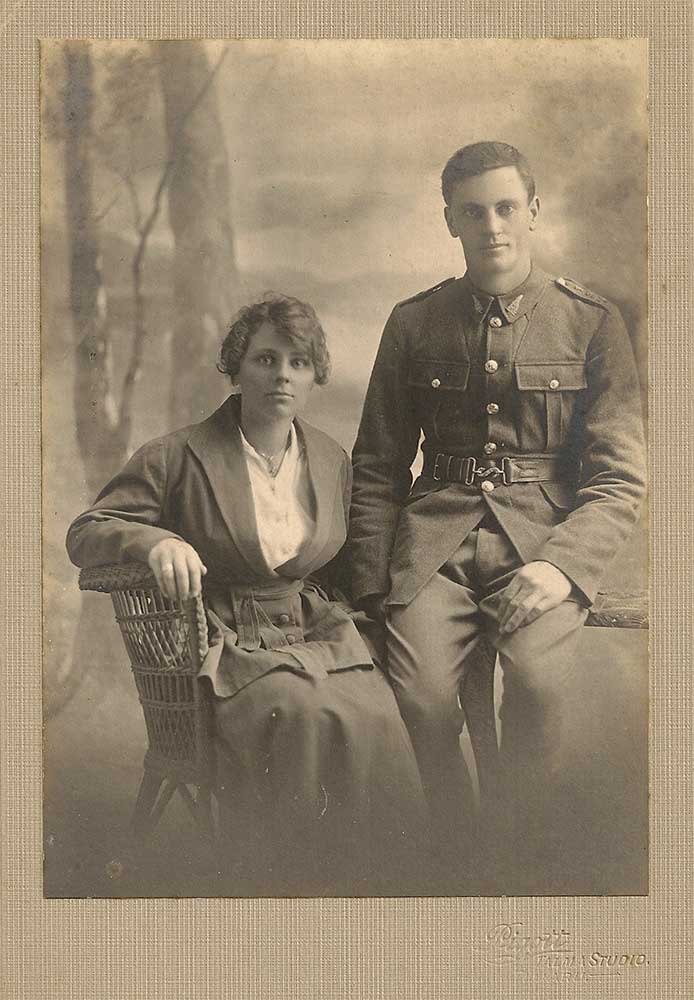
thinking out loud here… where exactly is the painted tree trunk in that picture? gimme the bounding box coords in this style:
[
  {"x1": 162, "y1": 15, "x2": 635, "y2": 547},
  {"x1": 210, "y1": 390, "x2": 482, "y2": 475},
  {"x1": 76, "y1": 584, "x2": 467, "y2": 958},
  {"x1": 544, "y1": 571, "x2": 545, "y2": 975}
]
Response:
[
  {"x1": 63, "y1": 42, "x2": 126, "y2": 496},
  {"x1": 156, "y1": 42, "x2": 237, "y2": 427}
]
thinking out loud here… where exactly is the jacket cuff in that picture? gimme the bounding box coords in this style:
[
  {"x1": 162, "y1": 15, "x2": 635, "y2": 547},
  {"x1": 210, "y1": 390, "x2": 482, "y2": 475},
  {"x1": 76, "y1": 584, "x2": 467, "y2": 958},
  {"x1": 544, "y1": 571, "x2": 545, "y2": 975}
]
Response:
[
  {"x1": 123, "y1": 528, "x2": 185, "y2": 565},
  {"x1": 351, "y1": 576, "x2": 391, "y2": 607},
  {"x1": 533, "y1": 549, "x2": 597, "y2": 607}
]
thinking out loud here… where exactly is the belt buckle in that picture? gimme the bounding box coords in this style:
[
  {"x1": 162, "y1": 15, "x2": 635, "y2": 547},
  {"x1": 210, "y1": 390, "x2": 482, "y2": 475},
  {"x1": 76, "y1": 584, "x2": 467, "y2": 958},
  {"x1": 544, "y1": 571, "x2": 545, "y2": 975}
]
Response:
[
  {"x1": 432, "y1": 453, "x2": 444, "y2": 481},
  {"x1": 470, "y1": 457, "x2": 512, "y2": 485},
  {"x1": 463, "y1": 457, "x2": 477, "y2": 486}
]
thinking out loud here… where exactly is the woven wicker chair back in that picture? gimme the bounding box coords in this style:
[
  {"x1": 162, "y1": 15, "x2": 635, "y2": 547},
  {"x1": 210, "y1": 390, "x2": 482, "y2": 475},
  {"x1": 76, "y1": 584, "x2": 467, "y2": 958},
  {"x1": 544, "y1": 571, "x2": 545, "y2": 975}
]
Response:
[{"x1": 80, "y1": 565, "x2": 214, "y2": 788}]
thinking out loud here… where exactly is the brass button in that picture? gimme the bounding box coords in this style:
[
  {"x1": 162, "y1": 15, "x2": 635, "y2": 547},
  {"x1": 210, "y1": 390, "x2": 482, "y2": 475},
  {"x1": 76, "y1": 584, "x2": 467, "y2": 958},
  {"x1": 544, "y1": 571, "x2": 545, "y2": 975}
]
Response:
[
  {"x1": 489, "y1": 316, "x2": 503, "y2": 328},
  {"x1": 286, "y1": 634, "x2": 297, "y2": 644},
  {"x1": 484, "y1": 359, "x2": 499, "y2": 374},
  {"x1": 431, "y1": 377, "x2": 441, "y2": 389},
  {"x1": 484, "y1": 442, "x2": 497, "y2": 455},
  {"x1": 481, "y1": 480, "x2": 495, "y2": 493},
  {"x1": 549, "y1": 378, "x2": 560, "y2": 390},
  {"x1": 486, "y1": 402, "x2": 499, "y2": 415},
  {"x1": 278, "y1": 614, "x2": 290, "y2": 625}
]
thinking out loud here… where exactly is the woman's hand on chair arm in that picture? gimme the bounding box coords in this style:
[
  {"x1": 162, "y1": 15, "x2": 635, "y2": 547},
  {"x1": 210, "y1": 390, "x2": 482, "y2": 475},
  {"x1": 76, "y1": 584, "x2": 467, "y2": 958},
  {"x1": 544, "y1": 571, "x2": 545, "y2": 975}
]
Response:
[{"x1": 148, "y1": 538, "x2": 207, "y2": 601}]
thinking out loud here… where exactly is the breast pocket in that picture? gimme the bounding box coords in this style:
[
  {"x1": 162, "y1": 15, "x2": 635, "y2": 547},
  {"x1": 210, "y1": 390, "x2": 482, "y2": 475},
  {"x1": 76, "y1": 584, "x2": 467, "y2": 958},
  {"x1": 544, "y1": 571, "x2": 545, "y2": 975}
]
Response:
[
  {"x1": 408, "y1": 359, "x2": 470, "y2": 440},
  {"x1": 515, "y1": 362, "x2": 587, "y2": 451}
]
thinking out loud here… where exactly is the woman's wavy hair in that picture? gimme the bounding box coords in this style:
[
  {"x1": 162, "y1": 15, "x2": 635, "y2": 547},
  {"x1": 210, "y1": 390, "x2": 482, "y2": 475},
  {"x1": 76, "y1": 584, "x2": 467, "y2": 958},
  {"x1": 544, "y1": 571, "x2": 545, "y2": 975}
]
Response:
[{"x1": 218, "y1": 294, "x2": 331, "y2": 386}]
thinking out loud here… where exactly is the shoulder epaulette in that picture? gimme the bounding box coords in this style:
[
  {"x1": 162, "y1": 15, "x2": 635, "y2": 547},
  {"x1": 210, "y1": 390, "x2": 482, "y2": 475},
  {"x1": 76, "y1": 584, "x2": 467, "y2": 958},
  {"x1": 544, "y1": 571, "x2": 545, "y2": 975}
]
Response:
[
  {"x1": 555, "y1": 276, "x2": 610, "y2": 309},
  {"x1": 398, "y1": 277, "x2": 456, "y2": 307}
]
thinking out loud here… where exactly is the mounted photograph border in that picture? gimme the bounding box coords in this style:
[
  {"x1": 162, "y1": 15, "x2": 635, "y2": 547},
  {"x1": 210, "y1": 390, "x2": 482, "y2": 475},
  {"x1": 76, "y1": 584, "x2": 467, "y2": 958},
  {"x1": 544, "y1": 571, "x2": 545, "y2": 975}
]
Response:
[{"x1": 2, "y1": 2, "x2": 692, "y2": 998}]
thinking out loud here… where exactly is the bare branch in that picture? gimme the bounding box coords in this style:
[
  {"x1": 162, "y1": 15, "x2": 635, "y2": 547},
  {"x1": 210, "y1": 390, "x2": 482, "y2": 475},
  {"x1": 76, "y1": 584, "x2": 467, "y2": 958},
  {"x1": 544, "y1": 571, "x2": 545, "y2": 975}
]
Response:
[{"x1": 93, "y1": 190, "x2": 121, "y2": 224}]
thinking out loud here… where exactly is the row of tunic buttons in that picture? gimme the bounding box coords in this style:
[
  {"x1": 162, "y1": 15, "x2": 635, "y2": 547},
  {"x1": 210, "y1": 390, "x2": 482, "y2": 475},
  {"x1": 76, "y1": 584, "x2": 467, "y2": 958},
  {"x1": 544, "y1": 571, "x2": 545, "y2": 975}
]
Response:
[
  {"x1": 486, "y1": 317, "x2": 502, "y2": 476},
  {"x1": 487, "y1": 315, "x2": 503, "y2": 489},
  {"x1": 485, "y1": 317, "x2": 502, "y2": 492}
]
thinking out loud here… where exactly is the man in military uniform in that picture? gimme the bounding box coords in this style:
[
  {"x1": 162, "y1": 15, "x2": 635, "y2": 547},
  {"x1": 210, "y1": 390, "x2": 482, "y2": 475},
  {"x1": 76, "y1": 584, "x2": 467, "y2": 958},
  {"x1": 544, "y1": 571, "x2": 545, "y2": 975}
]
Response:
[{"x1": 348, "y1": 141, "x2": 646, "y2": 889}]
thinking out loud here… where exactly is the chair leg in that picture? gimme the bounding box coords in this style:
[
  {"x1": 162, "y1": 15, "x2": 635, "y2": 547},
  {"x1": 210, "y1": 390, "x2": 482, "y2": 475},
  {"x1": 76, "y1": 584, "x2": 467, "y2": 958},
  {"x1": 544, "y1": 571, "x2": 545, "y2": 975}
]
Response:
[
  {"x1": 148, "y1": 778, "x2": 177, "y2": 828},
  {"x1": 132, "y1": 770, "x2": 165, "y2": 837},
  {"x1": 176, "y1": 783, "x2": 215, "y2": 839},
  {"x1": 195, "y1": 786, "x2": 214, "y2": 839}
]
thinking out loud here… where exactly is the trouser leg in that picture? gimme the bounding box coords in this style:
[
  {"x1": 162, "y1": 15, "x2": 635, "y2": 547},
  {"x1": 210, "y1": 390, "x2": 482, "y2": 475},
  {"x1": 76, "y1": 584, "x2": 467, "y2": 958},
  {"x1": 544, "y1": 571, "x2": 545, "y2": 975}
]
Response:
[
  {"x1": 386, "y1": 537, "x2": 482, "y2": 882},
  {"x1": 477, "y1": 528, "x2": 589, "y2": 889}
]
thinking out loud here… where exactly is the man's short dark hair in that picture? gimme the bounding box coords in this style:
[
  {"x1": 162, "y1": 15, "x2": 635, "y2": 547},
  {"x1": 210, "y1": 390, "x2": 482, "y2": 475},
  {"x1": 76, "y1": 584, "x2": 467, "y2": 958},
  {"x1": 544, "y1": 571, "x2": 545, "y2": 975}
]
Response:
[{"x1": 441, "y1": 141, "x2": 536, "y2": 206}]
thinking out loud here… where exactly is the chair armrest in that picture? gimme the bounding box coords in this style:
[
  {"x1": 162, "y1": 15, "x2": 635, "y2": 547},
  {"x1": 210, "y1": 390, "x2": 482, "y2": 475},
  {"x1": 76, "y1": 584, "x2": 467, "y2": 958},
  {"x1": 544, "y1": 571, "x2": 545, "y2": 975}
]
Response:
[
  {"x1": 79, "y1": 563, "x2": 157, "y2": 593},
  {"x1": 77, "y1": 562, "x2": 209, "y2": 662}
]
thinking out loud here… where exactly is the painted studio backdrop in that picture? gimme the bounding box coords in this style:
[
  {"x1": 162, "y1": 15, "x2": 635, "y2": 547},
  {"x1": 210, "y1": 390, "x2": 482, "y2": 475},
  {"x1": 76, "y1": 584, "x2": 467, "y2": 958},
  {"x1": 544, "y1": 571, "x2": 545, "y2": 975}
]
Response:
[{"x1": 41, "y1": 39, "x2": 648, "y2": 896}]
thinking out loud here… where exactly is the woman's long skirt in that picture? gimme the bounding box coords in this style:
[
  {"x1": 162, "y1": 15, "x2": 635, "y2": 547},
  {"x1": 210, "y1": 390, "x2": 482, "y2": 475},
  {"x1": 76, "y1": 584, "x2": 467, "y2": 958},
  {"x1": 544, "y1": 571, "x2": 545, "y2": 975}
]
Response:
[{"x1": 213, "y1": 662, "x2": 430, "y2": 896}]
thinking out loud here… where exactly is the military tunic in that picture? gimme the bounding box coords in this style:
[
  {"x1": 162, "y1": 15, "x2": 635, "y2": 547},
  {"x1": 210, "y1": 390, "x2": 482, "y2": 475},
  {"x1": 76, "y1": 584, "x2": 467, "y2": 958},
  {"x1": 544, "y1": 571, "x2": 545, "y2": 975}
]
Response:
[{"x1": 350, "y1": 264, "x2": 646, "y2": 608}]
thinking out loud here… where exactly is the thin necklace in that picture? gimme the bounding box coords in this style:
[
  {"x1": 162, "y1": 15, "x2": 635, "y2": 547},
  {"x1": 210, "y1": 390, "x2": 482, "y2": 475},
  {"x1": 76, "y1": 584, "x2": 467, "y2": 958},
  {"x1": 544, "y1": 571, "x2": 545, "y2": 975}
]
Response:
[
  {"x1": 257, "y1": 432, "x2": 290, "y2": 478},
  {"x1": 257, "y1": 446, "x2": 286, "y2": 478}
]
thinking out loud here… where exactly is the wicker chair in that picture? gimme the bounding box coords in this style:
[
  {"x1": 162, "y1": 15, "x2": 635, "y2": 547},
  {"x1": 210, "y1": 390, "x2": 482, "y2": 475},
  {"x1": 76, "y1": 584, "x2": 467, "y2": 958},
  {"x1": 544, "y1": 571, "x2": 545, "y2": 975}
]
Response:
[{"x1": 79, "y1": 563, "x2": 216, "y2": 839}]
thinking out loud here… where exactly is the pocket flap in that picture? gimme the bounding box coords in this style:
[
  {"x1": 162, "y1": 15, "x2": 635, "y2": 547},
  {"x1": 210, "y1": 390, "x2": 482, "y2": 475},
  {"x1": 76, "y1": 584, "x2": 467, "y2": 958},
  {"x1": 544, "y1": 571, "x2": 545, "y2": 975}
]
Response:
[
  {"x1": 515, "y1": 361, "x2": 587, "y2": 391},
  {"x1": 408, "y1": 359, "x2": 470, "y2": 391}
]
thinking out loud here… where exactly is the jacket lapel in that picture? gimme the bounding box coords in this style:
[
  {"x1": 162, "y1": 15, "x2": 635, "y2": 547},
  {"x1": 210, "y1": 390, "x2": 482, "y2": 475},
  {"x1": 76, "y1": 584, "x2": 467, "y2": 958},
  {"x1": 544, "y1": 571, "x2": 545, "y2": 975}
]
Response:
[{"x1": 186, "y1": 395, "x2": 267, "y2": 577}]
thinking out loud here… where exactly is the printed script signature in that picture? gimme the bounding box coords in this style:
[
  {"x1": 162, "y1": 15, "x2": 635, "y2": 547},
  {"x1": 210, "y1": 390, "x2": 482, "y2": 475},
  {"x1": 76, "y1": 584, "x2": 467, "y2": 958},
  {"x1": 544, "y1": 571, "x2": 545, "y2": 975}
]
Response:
[{"x1": 481, "y1": 923, "x2": 648, "y2": 983}]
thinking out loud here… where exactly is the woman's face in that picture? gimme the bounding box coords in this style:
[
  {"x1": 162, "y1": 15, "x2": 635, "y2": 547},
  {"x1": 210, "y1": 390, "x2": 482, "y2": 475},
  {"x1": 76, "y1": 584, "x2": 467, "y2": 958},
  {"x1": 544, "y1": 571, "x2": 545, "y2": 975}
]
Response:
[{"x1": 237, "y1": 321, "x2": 315, "y2": 423}]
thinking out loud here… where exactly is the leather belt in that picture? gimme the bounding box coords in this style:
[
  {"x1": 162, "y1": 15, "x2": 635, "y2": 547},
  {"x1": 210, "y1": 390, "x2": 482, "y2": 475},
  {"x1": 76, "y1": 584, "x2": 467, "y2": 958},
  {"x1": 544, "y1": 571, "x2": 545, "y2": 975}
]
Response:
[{"x1": 423, "y1": 452, "x2": 564, "y2": 486}]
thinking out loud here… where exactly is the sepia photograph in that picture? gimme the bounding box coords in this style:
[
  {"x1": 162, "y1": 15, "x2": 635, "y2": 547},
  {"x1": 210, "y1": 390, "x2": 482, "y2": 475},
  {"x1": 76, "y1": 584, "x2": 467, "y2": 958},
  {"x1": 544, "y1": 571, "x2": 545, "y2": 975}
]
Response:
[{"x1": 41, "y1": 38, "x2": 648, "y2": 899}]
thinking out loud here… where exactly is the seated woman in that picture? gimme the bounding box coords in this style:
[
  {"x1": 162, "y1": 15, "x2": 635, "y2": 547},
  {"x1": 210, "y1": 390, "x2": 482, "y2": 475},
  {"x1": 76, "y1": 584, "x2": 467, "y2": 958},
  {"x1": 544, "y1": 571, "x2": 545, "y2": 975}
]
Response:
[{"x1": 66, "y1": 294, "x2": 428, "y2": 896}]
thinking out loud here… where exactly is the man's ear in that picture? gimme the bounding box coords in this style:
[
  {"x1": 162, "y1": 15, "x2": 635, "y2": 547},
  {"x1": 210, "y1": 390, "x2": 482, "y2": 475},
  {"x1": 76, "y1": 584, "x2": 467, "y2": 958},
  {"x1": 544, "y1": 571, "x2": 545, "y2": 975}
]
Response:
[
  {"x1": 528, "y1": 195, "x2": 540, "y2": 231},
  {"x1": 444, "y1": 204, "x2": 458, "y2": 238}
]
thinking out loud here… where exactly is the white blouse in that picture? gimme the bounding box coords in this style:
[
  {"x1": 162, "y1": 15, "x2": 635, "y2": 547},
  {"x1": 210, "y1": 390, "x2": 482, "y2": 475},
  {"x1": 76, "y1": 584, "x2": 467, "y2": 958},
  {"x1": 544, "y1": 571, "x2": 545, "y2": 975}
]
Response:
[{"x1": 240, "y1": 423, "x2": 314, "y2": 574}]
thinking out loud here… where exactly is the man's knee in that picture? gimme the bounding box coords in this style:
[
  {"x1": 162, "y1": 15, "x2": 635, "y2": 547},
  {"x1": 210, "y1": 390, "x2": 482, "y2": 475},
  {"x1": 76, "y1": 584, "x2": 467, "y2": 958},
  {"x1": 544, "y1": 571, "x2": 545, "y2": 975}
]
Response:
[{"x1": 497, "y1": 601, "x2": 586, "y2": 695}]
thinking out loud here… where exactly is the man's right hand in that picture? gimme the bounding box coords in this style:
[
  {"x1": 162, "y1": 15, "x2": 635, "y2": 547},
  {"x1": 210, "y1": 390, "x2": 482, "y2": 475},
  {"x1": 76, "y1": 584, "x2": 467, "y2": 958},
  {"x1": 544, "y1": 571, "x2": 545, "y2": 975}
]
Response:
[
  {"x1": 148, "y1": 538, "x2": 207, "y2": 601},
  {"x1": 360, "y1": 595, "x2": 388, "y2": 624}
]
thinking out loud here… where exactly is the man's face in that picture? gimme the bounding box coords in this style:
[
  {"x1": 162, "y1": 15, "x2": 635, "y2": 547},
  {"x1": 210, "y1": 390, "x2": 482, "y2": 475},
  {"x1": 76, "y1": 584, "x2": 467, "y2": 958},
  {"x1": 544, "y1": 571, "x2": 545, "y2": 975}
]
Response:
[{"x1": 444, "y1": 165, "x2": 539, "y2": 293}]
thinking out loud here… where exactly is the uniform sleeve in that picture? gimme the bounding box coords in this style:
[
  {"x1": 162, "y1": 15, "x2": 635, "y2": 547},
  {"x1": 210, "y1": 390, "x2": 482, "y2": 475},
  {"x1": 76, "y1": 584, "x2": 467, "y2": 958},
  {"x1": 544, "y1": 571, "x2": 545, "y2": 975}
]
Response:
[
  {"x1": 536, "y1": 305, "x2": 647, "y2": 603},
  {"x1": 66, "y1": 436, "x2": 185, "y2": 569},
  {"x1": 349, "y1": 307, "x2": 421, "y2": 605}
]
